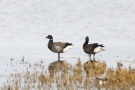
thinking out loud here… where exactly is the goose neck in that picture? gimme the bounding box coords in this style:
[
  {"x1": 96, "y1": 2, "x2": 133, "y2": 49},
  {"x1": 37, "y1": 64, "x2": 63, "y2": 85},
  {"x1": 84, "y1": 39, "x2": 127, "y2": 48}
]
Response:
[
  {"x1": 48, "y1": 39, "x2": 53, "y2": 50},
  {"x1": 83, "y1": 40, "x2": 88, "y2": 48}
]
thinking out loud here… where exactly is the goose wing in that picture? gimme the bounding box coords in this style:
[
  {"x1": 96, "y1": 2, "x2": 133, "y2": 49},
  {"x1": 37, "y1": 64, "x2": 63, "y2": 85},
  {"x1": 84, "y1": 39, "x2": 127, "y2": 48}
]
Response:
[
  {"x1": 53, "y1": 42, "x2": 66, "y2": 52},
  {"x1": 84, "y1": 43, "x2": 98, "y2": 53},
  {"x1": 54, "y1": 42, "x2": 66, "y2": 48}
]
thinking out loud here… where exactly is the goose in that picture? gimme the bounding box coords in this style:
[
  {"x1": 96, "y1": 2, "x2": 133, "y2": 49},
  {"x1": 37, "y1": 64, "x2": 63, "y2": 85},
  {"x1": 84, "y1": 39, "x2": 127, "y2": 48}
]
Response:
[
  {"x1": 83, "y1": 36, "x2": 105, "y2": 61},
  {"x1": 46, "y1": 35, "x2": 73, "y2": 61}
]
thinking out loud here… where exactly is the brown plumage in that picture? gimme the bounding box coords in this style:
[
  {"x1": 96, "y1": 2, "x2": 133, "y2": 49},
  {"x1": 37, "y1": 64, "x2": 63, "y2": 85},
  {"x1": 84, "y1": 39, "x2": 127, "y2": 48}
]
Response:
[
  {"x1": 51, "y1": 42, "x2": 69, "y2": 53},
  {"x1": 83, "y1": 36, "x2": 105, "y2": 61},
  {"x1": 46, "y1": 35, "x2": 73, "y2": 61},
  {"x1": 84, "y1": 43, "x2": 98, "y2": 54}
]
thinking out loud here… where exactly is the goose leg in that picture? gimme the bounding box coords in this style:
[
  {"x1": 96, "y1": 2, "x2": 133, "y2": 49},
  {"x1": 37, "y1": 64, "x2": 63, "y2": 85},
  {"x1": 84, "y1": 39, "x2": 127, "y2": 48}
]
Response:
[
  {"x1": 89, "y1": 54, "x2": 91, "y2": 61},
  {"x1": 93, "y1": 54, "x2": 95, "y2": 61},
  {"x1": 58, "y1": 53, "x2": 60, "y2": 61}
]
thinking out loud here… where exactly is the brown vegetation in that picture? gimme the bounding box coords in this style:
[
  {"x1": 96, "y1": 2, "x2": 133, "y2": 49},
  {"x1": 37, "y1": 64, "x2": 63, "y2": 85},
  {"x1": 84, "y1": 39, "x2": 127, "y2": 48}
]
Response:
[{"x1": 0, "y1": 58, "x2": 135, "y2": 90}]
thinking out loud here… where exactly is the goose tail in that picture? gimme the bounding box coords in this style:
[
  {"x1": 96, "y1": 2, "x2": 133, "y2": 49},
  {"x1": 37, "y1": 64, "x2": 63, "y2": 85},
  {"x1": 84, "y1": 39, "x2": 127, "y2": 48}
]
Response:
[
  {"x1": 98, "y1": 44, "x2": 105, "y2": 47},
  {"x1": 63, "y1": 43, "x2": 73, "y2": 53}
]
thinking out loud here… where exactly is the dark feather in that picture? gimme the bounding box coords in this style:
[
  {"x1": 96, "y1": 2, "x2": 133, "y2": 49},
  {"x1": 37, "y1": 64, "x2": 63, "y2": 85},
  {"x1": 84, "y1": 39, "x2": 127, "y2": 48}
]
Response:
[
  {"x1": 84, "y1": 43, "x2": 98, "y2": 53},
  {"x1": 64, "y1": 43, "x2": 73, "y2": 48}
]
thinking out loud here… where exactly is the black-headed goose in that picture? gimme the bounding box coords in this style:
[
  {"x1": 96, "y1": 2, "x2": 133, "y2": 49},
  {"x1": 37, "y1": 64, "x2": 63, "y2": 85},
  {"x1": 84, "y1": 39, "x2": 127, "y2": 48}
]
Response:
[
  {"x1": 46, "y1": 35, "x2": 73, "y2": 61},
  {"x1": 83, "y1": 36, "x2": 105, "y2": 61}
]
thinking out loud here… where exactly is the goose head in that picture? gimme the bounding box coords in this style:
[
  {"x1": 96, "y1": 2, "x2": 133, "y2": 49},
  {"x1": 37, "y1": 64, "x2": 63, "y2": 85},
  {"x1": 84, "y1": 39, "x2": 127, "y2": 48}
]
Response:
[
  {"x1": 85, "y1": 36, "x2": 89, "y2": 42},
  {"x1": 46, "y1": 35, "x2": 53, "y2": 40}
]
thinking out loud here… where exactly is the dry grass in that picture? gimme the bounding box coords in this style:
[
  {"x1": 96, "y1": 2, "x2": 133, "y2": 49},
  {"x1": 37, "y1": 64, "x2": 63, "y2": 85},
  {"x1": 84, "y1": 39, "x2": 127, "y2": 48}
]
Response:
[{"x1": 0, "y1": 58, "x2": 135, "y2": 90}]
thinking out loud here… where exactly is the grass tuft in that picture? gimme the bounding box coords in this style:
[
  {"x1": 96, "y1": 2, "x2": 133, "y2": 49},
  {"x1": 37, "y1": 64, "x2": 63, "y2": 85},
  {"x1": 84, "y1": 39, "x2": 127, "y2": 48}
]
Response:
[{"x1": 1, "y1": 58, "x2": 135, "y2": 90}]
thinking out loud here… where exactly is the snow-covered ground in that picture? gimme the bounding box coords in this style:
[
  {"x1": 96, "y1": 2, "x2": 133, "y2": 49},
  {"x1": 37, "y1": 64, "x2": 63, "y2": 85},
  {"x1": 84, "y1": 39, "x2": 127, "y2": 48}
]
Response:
[{"x1": 0, "y1": 0, "x2": 135, "y2": 86}]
